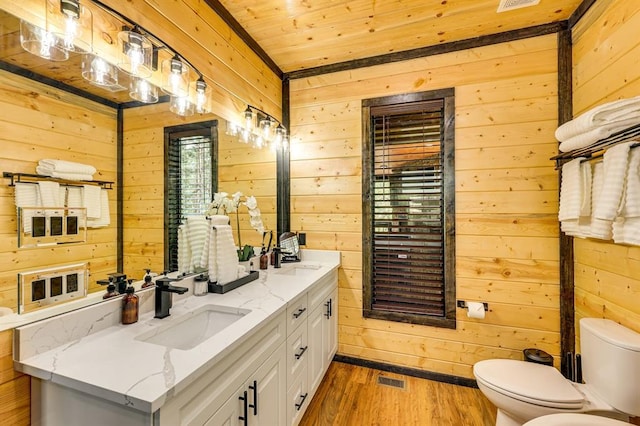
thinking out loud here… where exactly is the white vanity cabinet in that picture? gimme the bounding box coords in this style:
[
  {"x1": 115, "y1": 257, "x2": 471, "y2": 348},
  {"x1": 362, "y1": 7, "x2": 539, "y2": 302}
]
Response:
[{"x1": 308, "y1": 286, "x2": 338, "y2": 394}]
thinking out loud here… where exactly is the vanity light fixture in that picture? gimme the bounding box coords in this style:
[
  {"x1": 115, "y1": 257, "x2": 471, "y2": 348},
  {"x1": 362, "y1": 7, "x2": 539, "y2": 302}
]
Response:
[
  {"x1": 194, "y1": 76, "x2": 211, "y2": 114},
  {"x1": 19, "y1": 19, "x2": 68, "y2": 61},
  {"x1": 81, "y1": 53, "x2": 118, "y2": 87},
  {"x1": 129, "y1": 77, "x2": 159, "y2": 104},
  {"x1": 46, "y1": 0, "x2": 92, "y2": 53},
  {"x1": 169, "y1": 95, "x2": 195, "y2": 117},
  {"x1": 162, "y1": 54, "x2": 191, "y2": 96},
  {"x1": 117, "y1": 28, "x2": 153, "y2": 78},
  {"x1": 228, "y1": 105, "x2": 289, "y2": 151}
]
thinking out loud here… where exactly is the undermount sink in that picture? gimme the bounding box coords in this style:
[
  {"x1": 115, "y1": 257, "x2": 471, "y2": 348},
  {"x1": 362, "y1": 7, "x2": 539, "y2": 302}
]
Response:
[
  {"x1": 136, "y1": 304, "x2": 250, "y2": 350},
  {"x1": 275, "y1": 264, "x2": 322, "y2": 276}
]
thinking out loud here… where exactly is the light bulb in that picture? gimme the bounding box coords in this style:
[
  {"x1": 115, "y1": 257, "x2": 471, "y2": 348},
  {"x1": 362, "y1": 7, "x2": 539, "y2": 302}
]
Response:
[{"x1": 243, "y1": 108, "x2": 254, "y2": 131}]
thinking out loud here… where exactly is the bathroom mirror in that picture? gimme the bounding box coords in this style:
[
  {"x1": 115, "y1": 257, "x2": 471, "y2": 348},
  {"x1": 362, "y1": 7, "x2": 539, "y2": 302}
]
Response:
[
  {"x1": 280, "y1": 232, "x2": 301, "y2": 263},
  {"x1": 0, "y1": 4, "x2": 277, "y2": 329}
]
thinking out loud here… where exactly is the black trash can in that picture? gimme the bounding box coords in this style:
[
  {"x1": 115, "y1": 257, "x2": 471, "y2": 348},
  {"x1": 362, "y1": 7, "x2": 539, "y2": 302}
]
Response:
[{"x1": 523, "y1": 348, "x2": 553, "y2": 366}]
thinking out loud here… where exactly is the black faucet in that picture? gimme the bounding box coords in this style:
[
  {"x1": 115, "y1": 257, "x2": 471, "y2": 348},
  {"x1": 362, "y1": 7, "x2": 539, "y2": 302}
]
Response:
[{"x1": 154, "y1": 277, "x2": 189, "y2": 319}]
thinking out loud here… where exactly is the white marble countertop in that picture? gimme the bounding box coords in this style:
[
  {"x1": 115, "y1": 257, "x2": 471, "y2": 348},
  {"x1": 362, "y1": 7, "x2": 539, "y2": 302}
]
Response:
[{"x1": 14, "y1": 250, "x2": 340, "y2": 414}]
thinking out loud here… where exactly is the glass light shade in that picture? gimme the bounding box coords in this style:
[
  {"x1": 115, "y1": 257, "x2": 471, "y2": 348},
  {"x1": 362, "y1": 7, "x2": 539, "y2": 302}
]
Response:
[
  {"x1": 130, "y1": 77, "x2": 158, "y2": 103},
  {"x1": 282, "y1": 135, "x2": 290, "y2": 152},
  {"x1": 170, "y1": 96, "x2": 194, "y2": 117},
  {"x1": 117, "y1": 30, "x2": 153, "y2": 78},
  {"x1": 20, "y1": 20, "x2": 68, "y2": 61},
  {"x1": 46, "y1": 0, "x2": 92, "y2": 53},
  {"x1": 161, "y1": 55, "x2": 191, "y2": 96},
  {"x1": 81, "y1": 53, "x2": 118, "y2": 87},
  {"x1": 243, "y1": 107, "x2": 255, "y2": 131},
  {"x1": 226, "y1": 121, "x2": 241, "y2": 137},
  {"x1": 194, "y1": 78, "x2": 211, "y2": 113},
  {"x1": 259, "y1": 117, "x2": 273, "y2": 140}
]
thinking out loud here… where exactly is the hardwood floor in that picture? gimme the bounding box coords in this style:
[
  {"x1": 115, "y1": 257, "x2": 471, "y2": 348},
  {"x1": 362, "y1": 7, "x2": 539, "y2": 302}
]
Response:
[{"x1": 300, "y1": 361, "x2": 497, "y2": 426}]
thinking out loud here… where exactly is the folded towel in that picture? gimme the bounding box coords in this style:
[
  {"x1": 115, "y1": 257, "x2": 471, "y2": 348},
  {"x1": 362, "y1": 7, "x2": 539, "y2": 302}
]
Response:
[
  {"x1": 36, "y1": 170, "x2": 95, "y2": 181},
  {"x1": 66, "y1": 187, "x2": 83, "y2": 208},
  {"x1": 587, "y1": 162, "x2": 613, "y2": 239},
  {"x1": 87, "y1": 190, "x2": 110, "y2": 228},
  {"x1": 14, "y1": 183, "x2": 41, "y2": 233},
  {"x1": 177, "y1": 224, "x2": 191, "y2": 274},
  {"x1": 213, "y1": 224, "x2": 239, "y2": 284},
  {"x1": 207, "y1": 224, "x2": 218, "y2": 282},
  {"x1": 556, "y1": 96, "x2": 640, "y2": 141},
  {"x1": 187, "y1": 216, "x2": 209, "y2": 270},
  {"x1": 558, "y1": 158, "x2": 584, "y2": 221},
  {"x1": 613, "y1": 217, "x2": 640, "y2": 245},
  {"x1": 38, "y1": 181, "x2": 62, "y2": 208},
  {"x1": 37, "y1": 159, "x2": 97, "y2": 176},
  {"x1": 558, "y1": 118, "x2": 640, "y2": 152},
  {"x1": 619, "y1": 147, "x2": 640, "y2": 217},
  {"x1": 82, "y1": 185, "x2": 102, "y2": 219},
  {"x1": 580, "y1": 161, "x2": 593, "y2": 217},
  {"x1": 593, "y1": 142, "x2": 632, "y2": 221}
]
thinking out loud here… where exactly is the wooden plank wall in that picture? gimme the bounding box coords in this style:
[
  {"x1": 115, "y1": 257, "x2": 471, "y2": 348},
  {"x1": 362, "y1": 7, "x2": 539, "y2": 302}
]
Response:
[
  {"x1": 0, "y1": 329, "x2": 29, "y2": 424},
  {"x1": 122, "y1": 105, "x2": 276, "y2": 279},
  {"x1": 289, "y1": 34, "x2": 560, "y2": 379},
  {"x1": 571, "y1": 0, "x2": 640, "y2": 336},
  {"x1": 0, "y1": 70, "x2": 118, "y2": 309}
]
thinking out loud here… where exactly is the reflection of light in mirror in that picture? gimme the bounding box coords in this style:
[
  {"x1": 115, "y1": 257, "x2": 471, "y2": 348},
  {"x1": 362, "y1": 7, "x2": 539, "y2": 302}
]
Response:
[
  {"x1": 170, "y1": 96, "x2": 195, "y2": 116},
  {"x1": 195, "y1": 77, "x2": 211, "y2": 113},
  {"x1": 82, "y1": 54, "x2": 118, "y2": 87},
  {"x1": 130, "y1": 77, "x2": 158, "y2": 104}
]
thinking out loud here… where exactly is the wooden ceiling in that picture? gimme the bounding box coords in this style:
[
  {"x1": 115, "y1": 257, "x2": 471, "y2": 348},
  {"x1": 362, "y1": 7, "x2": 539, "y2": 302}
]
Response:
[
  {"x1": 0, "y1": 0, "x2": 585, "y2": 105},
  {"x1": 217, "y1": 0, "x2": 584, "y2": 73}
]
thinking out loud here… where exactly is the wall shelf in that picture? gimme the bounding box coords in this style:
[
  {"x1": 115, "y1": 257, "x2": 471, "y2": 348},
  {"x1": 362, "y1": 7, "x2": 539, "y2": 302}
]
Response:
[
  {"x1": 3, "y1": 172, "x2": 114, "y2": 190},
  {"x1": 551, "y1": 123, "x2": 640, "y2": 168}
]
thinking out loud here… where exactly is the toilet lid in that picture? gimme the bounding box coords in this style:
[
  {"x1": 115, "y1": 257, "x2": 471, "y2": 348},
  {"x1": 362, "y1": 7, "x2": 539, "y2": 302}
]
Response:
[
  {"x1": 474, "y1": 360, "x2": 584, "y2": 409},
  {"x1": 524, "y1": 414, "x2": 629, "y2": 425}
]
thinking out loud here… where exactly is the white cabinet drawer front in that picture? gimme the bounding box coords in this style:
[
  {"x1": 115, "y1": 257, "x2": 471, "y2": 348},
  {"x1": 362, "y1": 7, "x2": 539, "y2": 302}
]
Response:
[
  {"x1": 307, "y1": 271, "x2": 337, "y2": 312},
  {"x1": 286, "y1": 293, "x2": 308, "y2": 333},
  {"x1": 286, "y1": 321, "x2": 309, "y2": 383},
  {"x1": 287, "y1": 367, "x2": 309, "y2": 426}
]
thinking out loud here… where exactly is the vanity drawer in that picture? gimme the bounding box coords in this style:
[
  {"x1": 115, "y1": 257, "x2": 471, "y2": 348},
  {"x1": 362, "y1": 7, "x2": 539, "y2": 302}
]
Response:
[
  {"x1": 286, "y1": 293, "x2": 308, "y2": 333},
  {"x1": 286, "y1": 321, "x2": 308, "y2": 384}
]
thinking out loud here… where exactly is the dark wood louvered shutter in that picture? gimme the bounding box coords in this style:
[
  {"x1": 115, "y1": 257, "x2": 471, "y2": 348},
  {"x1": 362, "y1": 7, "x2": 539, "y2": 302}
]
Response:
[
  {"x1": 363, "y1": 90, "x2": 455, "y2": 328},
  {"x1": 164, "y1": 121, "x2": 218, "y2": 272}
]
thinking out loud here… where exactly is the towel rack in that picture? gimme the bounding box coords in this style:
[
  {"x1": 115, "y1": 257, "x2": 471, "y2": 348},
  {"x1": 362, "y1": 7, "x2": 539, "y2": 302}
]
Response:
[
  {"x1": 3, "y1": 172, "x2": 114, "y2": 190},
  {"x1": 551, "y1": 123, "x2": 640, "y2": 169}
]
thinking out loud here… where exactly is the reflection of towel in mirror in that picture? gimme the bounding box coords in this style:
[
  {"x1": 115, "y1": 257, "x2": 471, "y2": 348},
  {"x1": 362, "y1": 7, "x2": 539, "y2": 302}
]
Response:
[
  {"x1": 38, "y1": 181, "x2": 62, "y2": 207},
  {"x1": 66, "y1": 187, "x2": 83, "y2": 208},
  {"x1": 86, "y1": 190, "x2": 110, "y2": 228},
  {"x1": 207, "y1": 225, "x2": 218, "y2": 282},
  {"x1": 177, "y1": 225, "x2": 190, "y2": 274},
  {"x1": 213, "y1": 224, "x2": 239, "y2": 284},
  {"x1": 36, "y1": 159, "x2": 96, "y2": 179},
  {"x1": 14, "y1": 183, "x2": 41, "y2": 233},
  {"x1": 187, "y1": 216, "x2": 209, "y2": 270},
  {"x1": 82, "y1": 185, "x2": 102, "y2": 219}
]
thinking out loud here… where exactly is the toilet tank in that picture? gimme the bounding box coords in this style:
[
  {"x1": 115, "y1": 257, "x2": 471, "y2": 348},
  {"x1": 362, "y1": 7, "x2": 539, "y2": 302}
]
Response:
[{"x1": 580, "y1": 318, "x2": 640, "y2": 416}]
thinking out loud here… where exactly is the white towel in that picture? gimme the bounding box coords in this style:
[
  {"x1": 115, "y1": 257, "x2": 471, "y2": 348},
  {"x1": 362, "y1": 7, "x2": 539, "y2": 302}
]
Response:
[
  {"x1": 82, "y1": 185, "x2": 102, "y2": 219},
  {"x1": 37, "y1": 159, "x2": 96, "y2": 176},
  {"x1": 588, "y1": 162, "x2": 614, "y2": 239},
  {"x1": 613, "y1": 217, "x2": 640, "y2": 245},
  {"x1": 87, "y1": 190, "x2": 110, "y2": 228},
  {"x1": 618, "y1": 147, "x2": 640, "y2": 217},
  {"x1": 37, "y1": 181, "x2": 62, "y2": 207},
  {"x1": 579, "y1": 161, "x2": 592, "y2": 217},
  {"x1": 14, "y1": 183, "x2": 41, "y2": 233},
  {"x1": 558, "y1": 119, "x2": 640, "y2": 152},
  {"x1": 34, "y1": 168, "x2": 95, "y2": 181},
  {"x1": 187, "y1": 216, "x2": 209, "y2": 270},
  {"x1": 214, "y1": 224, "x2": 239, "y2": 284},
  {"x1": 207, "y1": 224, "x2": 218, "y2": 282},
  {"x1": 177, "y1": 224, "x2": 190, "y2": 274},
  {"x1": 66, "y1": 187, "x2": 83, "y2": 208},
  {"x1": 558, "y1": 158, "x2": 584, "y2": 221},
  {"x1": 556, "y1": 96, "x2": 640, "y2": 141},
  {"x1": 593, "y1": 142, "x2": 632, "y2": 221}
]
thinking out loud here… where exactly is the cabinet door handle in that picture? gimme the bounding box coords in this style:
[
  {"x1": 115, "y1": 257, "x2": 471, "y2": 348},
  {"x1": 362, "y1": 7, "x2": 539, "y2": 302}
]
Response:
[
  {"x1": 248, "y1": 380, "x2": 258, "y2": 415},
  {"x1": 295, "y1": 392, "x2": 308, "y2": 411},
  {"x1": 293, "y1": 307, "x2": 306, "y2": 319},
  {"x1": 295, "y1": 345, "x2": 308, "y2": 360},
  {"x1": 325, "y1": 298, "x2": 332, "y2": 319},
  {"x1": 238, "y1": 390, "x2": 248, "y2": 426},
  {"x1": 329, "y1": 298, "x2": 333, "y2": 318}
]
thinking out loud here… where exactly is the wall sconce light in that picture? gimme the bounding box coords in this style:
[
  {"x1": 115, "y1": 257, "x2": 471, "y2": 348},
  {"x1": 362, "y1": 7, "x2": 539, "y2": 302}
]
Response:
[
  {"x1": 46, "y1": 0, "x2": 92, "y2": 53},
  {"x1": 81, "y1": 52, "x2": 118, "y2": 87},
  {"x1": 162, "y1": 55, "x2": 191, "y2": 96},
  {"x1": 170, "y1": 96, "x2": 194, "y2": 117},
  {"x1": 228, "y1": 105, "x2": 289, "y2": 151},
  {"x1": 194, "y1": 76, "x2": 211, "y2": 114},
  {"x1": 130, "y1": 77, "x2": 159, "y2": 104},
  {"x1": 117, "y1": 29, "x2": 153, "y2": 78}
]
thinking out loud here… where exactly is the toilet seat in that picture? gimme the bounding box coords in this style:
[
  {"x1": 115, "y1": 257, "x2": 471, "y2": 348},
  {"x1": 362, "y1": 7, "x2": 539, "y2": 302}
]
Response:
[
  {"x1": 523, "y1": 413, "x2": 630, "y2": 425},
  {"x1": 474, "y1": 360, "x2": 584, "y2": 409}
]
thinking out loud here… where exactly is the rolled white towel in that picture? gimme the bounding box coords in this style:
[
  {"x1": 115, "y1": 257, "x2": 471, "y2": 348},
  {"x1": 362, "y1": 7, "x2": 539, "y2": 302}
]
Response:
[
  {"x1": 37, "y1": 159, "x2": 97, "y2": 176},
  {"x1": 555, "y1": 96, "x2": 640, "y2": 141},
  {"x1": 558, "y1": 158, "x2": 584, "y2": 221},
  {"x1": 593, "y1": 142, "x2": 633, "y2": 221}
]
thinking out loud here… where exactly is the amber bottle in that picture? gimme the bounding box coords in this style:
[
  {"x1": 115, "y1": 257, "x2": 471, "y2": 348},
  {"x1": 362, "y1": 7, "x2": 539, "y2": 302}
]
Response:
[{"x1": 121, "y1": 286, "x2": 139, "y2": 325}]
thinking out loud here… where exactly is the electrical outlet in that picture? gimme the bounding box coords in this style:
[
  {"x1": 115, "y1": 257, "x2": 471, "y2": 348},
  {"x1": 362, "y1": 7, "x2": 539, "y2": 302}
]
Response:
[{"x1": 18, "y1": 263, "x2": 88, "y2": 314}]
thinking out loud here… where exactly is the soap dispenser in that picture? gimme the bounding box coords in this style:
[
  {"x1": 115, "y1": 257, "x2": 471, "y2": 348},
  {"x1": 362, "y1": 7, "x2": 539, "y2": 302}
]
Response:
[
  {"x1": 141, "y1": 269, "x2": 154, "y2": 289},
  {"x1": 121, "y1": 283, "x2": 139, "y2": 325},
  {"x1": 103, "y1": 282, "x2": 118, "y2": 299}
]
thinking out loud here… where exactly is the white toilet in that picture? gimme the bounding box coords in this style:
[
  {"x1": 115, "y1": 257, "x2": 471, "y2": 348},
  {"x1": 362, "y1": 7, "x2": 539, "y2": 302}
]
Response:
[
  {"x1": 473, "y1": 318, "x2": 640, "y2": 426},
  {"x1": 523, "y1": 413, "x2": 631, "y2": 426}
]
